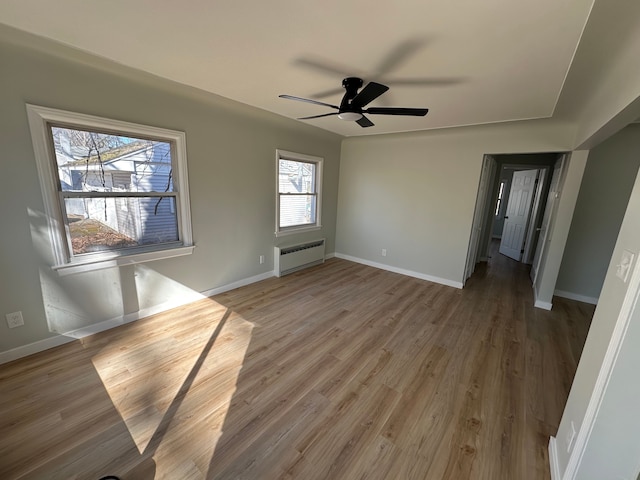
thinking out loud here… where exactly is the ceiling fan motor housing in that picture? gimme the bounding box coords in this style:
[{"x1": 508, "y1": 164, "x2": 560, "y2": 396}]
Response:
[{"x1": 340, "y1": 77, "x2": 364, "y2": 113}]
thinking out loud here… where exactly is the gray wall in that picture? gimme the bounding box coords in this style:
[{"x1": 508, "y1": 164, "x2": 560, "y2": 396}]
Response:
[
  {"x1": 556, "y1": 124, "x2": 640, "y2": 300},
  {"x1": 0, "y1": 27, "x2": 342, "y2": 353},
  {"x1": 336, "y1": 123, "x2": 576, "y2": 286},
  {"x1": 555, "y1": 144, "x2": 640, "y2": 478}
]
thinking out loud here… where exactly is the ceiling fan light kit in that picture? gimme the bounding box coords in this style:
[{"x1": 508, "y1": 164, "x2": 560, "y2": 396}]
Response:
[
  {"x1": 337, "y1": 112, "x2": 363, "y2": 121},
  {"x1": 279, "y1": 77, "x2": 428, "y2": 128}
]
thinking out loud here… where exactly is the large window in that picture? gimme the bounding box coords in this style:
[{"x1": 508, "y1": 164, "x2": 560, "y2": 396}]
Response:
[
  {"x1": 275, "y1": 150, "x2": 322, "y2": 236},
  {"x1": 27, "y1": 105, "x2": 193, "y2": 274}
]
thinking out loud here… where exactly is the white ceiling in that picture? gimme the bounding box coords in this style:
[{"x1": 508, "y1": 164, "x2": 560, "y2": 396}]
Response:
[{"x1": 0, "y1": 0, "x2": 595, "y2": 137}]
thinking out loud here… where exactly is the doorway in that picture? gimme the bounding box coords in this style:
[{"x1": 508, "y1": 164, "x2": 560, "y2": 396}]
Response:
[{"x1": 465, "y1": 153, "x2": 563, "y2": 283}]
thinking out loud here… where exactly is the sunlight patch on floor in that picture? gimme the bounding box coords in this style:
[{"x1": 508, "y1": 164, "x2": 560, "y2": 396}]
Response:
[{"x1": 91, "y1": 299, "x2": 254, "y2": 466}]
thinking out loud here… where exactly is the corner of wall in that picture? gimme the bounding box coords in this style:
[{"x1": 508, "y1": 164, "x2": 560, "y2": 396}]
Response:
[{"x1": 548, "y1": 436, "x2": 561, "y2": 480}]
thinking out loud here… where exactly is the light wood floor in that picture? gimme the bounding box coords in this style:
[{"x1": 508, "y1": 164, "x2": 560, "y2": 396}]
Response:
[{"x1": 0, "y1": 249, "x2": 594, "y2": 479}]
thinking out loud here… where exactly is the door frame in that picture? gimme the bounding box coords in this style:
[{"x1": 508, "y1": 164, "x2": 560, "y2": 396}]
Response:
[
  {"x1": 522, "y1": 167, "x2": 550, "y2": 264},
  {"x1": 465, "y1": 153, "x2": 566, "y2": 290},
  {"x1": 531, "y1": 154, "x2": 567, "y2": 285},
  {"x1": 464, "y1": 154, "x2": 497, "y2": 283}
]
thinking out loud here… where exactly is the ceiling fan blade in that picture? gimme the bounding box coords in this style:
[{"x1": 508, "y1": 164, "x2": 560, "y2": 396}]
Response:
[
  {"x1": 351, "y1": 82, "x2": 389, "y2": 108},
  {"x1": 278, "y1": 95, "x2": 339, "y2": 110},
  {"x1": 293, "y1": 57, "x2": 355, "y2": 77},
  {"x1": 309, "y1": 87, "x2": 346, "y2": 99},
  {"x1": 365, "y1": 107, "x2": 429, "y2": 116},
  {"x1": 356, "y1": 115, "x2": 374, "y2": 128},
  {"x1": 386, "y1": 77, "x2": 465, "y2": 87},
  {"x1": 374, "y1": 38, "x2": 428, "y2": 76},
  {"x1": 297, "y1": 112, "x2": 340, "y2": 120}
]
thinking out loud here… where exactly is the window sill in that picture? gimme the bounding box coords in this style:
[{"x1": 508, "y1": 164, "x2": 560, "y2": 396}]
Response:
[
  {"x1": 52, "y1": 245, "x2": 195, "y2": 276},
  {"x1": 275, "y1": 225, "x2": 321, "y2": 238}
]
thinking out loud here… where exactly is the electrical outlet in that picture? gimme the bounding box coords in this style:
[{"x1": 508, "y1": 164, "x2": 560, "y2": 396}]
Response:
[
  {"x1": 566, "y1": 421, "x2": 576, "y2": 452},
  {"x1": 6, "y1": 311, "x2": 24, "y2": 328},
  {"x1": 616, "y1": 250, "x2": 635, "y2": 283},
  {"x1": 259, "y1": 255, "x2": 265, "y2": 265},
  {"x1": 381, "y1": 249, "x2": 387, "y2": 257}
]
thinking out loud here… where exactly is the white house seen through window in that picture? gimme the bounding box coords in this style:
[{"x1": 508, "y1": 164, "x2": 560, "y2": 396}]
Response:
[
  {"x1": 52, "y1": 126, "x2": 179, "y2": 255},
  {"x1": 276, "y1": 150, "x2": 322, "y2": 236},
  {"x1": 27, "y1": 105, "x2": 193, "y2": 274}
]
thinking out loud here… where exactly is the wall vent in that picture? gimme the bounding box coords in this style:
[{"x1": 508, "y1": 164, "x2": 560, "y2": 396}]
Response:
[{"x1": 275, "y1": 239, "x2": 325, "y2": 277}]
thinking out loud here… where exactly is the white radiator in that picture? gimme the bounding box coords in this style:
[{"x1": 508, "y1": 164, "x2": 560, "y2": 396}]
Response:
[{"x1": 274, "y1": 239, "x2": 325, "y2": 277}]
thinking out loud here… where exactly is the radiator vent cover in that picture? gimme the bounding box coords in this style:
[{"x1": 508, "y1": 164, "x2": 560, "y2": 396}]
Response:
[{"x1": 275, "y1": 238, "x2": 325, "y2": 277}]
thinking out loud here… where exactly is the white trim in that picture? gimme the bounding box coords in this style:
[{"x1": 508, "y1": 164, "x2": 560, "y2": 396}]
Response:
[
  {"x1": 173, "y1": 123, "x2": 193, "y2": 248},
  {"x1": 274, "y1": 225, "x2": 322, "y2": 238},
  {"x1": 562, "y1": 256, "x2": 640, "y2": 480},
  {"x1": 0, "y1": 270, "x2": 274, "y2": 365},
  {"x1": 534, "y1": 283, "x2": 553, "y2": 310},
  {"x1": 554, "y1": 289, "x2": 599, "y2": 305},
  {"x1": 25, "y1": 104, "x2": 193, "y2": 271},
  {"x1": 335, "y1": 252, "x2": 463, "y2": 289},
  {"x1": 27, "y1": 105, "x2": 68, "y2": 265},
  {"x1": 0, "y1": 335, "x2": 77, "y2": 365},
  {"x1": 201, "y1": 271, "x2": 274, "y2": 297},
  {"x1": 534, "y1": 299, "x2": 553, "y2": 310},
  {"x1": 548, "y1": 437, "x2": 561, "y2": 480},
  {"x1": 54, "y1": 245, "x2": 195, "y2": 276},
  {"x1": 275, "y1": 149, "x2": 323, "y2": 237}
]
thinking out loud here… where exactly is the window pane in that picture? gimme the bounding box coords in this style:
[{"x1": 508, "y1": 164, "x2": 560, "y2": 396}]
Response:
[
  {"x1": 65, "y1": 196, "x2": 178, "y2": 255},
  {"x1": 279, "y1": 194, "x2": 316, "y2": 227},
  {"x1": 278, "y1": 159, "x2": 315, "y2": 194},
  {"x1": 51, "y1": 126, "x2": 173, "y2": 193},
  {"x1": 495, "y1": 181, "x2": 506, "y2": 215}
]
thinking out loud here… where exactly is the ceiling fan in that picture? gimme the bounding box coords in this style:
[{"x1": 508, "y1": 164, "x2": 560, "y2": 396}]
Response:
[{"x1": 279, "y1": 77, "x2": 428, "y2": 128}]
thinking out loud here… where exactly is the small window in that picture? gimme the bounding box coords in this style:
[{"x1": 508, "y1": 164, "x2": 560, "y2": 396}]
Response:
[
  {"x1": 495, "y1": 180, "x2": 506, "y2": 216},
  {"x1": 27, "y1": 105, "x2": 194, "y2": 274},
  {"x1": 275, "y1": 150, "x2": 323, "y2": 236}
]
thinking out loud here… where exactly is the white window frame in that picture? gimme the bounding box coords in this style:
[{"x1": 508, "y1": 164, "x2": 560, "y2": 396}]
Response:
[
  {"x1": 275, "y1": 149, "x2": 323, "y2": 237},
  {"x1": 26, "y1": 104, "x2": 194, "y2": 275}
]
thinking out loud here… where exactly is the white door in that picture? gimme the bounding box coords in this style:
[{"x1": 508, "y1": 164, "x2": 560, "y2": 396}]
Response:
[
  {"x1": 530, "y1": 156, "x2": 565, "y2": 284},
  {"x1": 464, "y1": 155, "x2": 496, "y2": 283},
  {"x1": 499, "y1": 169, "x2": 538, "y2": 261}
]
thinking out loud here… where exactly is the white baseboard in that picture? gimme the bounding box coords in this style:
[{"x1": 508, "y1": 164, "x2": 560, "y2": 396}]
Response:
[
  {"x1": 535, "y1": 299, "x2": 553, "y2": 310},
  {"x1": 200, "y1": 271, "x2": 274, "y2": 298},
  {"x1": 334, "y1": 252, "x2": 463, "y2": 289},
  {"x1": 0, "y1": 335, "x2": 77, "y2": 365},
  {"x1": 548, "y1": 436, "x2": 561, "y2": 480},
  {"x1": 554, "y1": 289, "x2": 599, "y2": 305},
  {"x1": 0, "y1": 270, "x2": 274, "y2": 365},
  {"x1": 533, "y1": 283, "x2": 553, "y2": 310}
]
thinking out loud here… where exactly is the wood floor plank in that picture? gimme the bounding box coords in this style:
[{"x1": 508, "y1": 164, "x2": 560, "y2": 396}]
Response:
[{"x1": 0, "y1": 242, "x2": 594, "y2": 479}]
